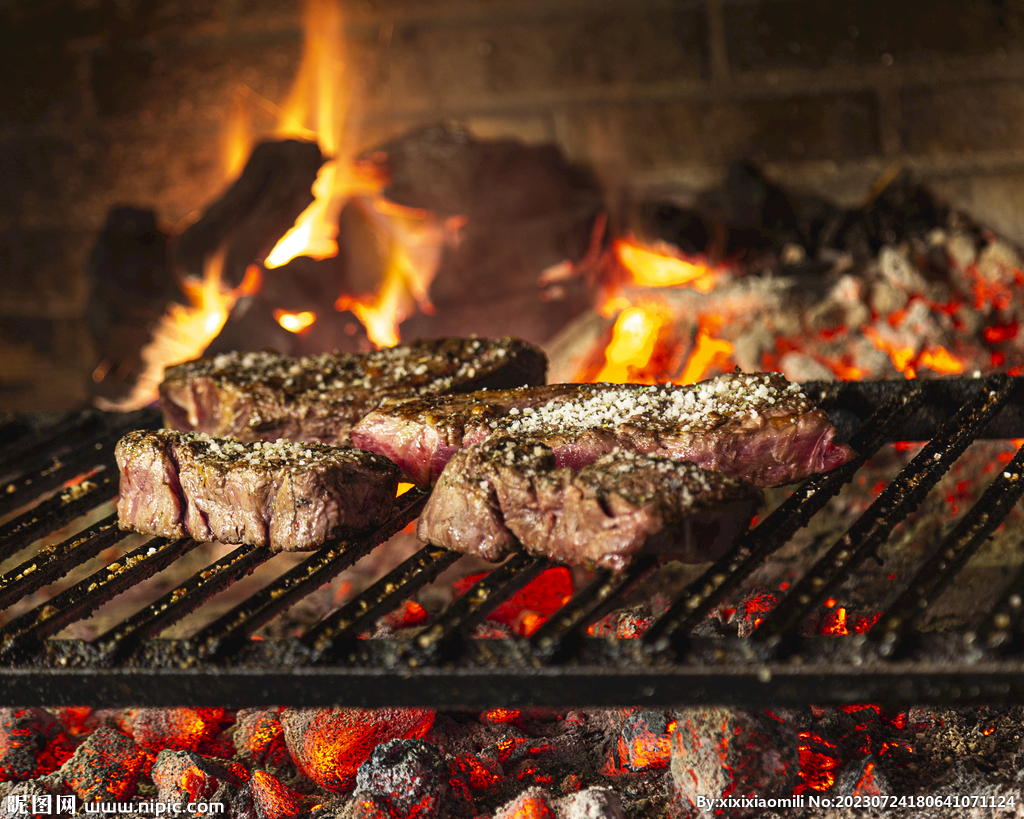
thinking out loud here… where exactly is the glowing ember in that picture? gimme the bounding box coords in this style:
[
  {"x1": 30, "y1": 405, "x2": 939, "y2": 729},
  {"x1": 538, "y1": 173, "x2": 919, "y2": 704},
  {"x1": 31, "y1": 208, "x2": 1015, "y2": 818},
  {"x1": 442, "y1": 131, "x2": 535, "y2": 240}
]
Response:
[
  {"x1": 121, "y1": 708, "x2": 227, "y2": 755},
  {"x1": 281, "y1": 707, "x2": 434, "y2": 792},
  {"x1": 795, "y1": 732, "x2": 840, "y2": 794},
  {"x1": 273, "y1": 309, "x2": 317, "y2": 333},
  {"x1": 821, "y1": 606, "x2": 849, "y2": 636},
  {"x1": 250, "y1": 770, "x2": 303, "y2": 818},
  {"x1": 481, "y1": 708, "x2": 521, "y2": 724},
  {"x1": 452, "y1": 567, "x2": 574, "y2": 637}
]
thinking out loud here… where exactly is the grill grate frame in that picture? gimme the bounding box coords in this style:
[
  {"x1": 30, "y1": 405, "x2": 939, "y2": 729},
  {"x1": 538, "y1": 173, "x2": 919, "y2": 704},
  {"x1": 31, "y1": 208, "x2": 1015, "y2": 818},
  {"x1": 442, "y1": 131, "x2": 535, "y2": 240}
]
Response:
[{"x1": 1, "y1": 377, "x2": 1024, "y2": 707}]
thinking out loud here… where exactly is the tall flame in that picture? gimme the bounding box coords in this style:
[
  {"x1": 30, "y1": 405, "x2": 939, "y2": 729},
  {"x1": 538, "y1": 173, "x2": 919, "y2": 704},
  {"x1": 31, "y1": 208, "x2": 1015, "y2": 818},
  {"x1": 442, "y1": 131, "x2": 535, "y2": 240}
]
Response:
[{"x1": 264, "y1": 0, "x2": 350, "y2": 267}]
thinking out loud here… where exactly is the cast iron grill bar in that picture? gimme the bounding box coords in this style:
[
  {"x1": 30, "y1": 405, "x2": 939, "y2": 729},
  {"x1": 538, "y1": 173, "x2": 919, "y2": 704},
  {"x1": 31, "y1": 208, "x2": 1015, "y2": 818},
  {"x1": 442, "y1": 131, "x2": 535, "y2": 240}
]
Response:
[
  {"x1": 0, "y1": 410, "x2": 106, "y2": 478},
  {"x1": 0, "y1": 472, "x2": 118, "y2": 562},
  {"x1": 972, "y1": 564, "x2": 1024, "y2": 652},
  {"x1": 529, "y1": 555, "x2": 660, "y2": 663},
  {"x1": 0, "y1": 535, "x2": 200, "y2": 660},
  {"x1": 303, "y1": 543, "x2": 461, "y2": 662},
  {"x1": 191, "y1": 490, "x2": 429, "y2": 660},
  {"x1": 0, "y1": 409, "x2": 159, "y2": 507},
  {"x1": 0, "y1": 438, "x2": 111, "y2": 521},
  {"x1": 872, "y1": 440, "x2": 1024, "y2": 656},
  {"x1": 92, "y1": 542, "x2": 272, "y2": 664},
  {"x1": 413, "y1": 551, "x2": 550, "y2": 663},
  {"x1": 753, "y1": 375, "x2": 1016, "y2": 646},
  {"x1": 0, "y1": 513, "x2": 132, "y2": 611},
  {"x1": 641, "y1": 385, "x2": 924, "y2": 655}
]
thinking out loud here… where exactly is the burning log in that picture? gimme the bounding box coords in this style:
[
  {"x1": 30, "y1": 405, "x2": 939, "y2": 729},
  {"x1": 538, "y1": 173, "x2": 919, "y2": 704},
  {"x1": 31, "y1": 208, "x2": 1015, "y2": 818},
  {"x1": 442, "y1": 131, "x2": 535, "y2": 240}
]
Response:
[
  {"x1": 281, "y1": 707, "x2": 434, "y2": 792},
  {"x1": 359, "y1": 124, "x2": 603, "y2": 345},
  {"x1": 45, "y1": 727, "x2": 146, "y2": 801},
  {"x1": 0, "y1": 708, "x2": 73, "y2": 782},
  {"x1": 353, "y1": 739, "x2": 455, "y2": 819},
  {"x1": 174, "y1": 139, "x2": 325, "y2": 289},
  {"x1": 669, "y1": 708, "x2": 798, "y2": 817}
]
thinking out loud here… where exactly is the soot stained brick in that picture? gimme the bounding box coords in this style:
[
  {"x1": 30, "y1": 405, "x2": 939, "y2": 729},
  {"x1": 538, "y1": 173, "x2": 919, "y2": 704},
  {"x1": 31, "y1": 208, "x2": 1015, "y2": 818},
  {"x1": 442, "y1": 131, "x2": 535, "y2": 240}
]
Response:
[
  {"x1": 900, "y1": 81, "x2": 1024, "y2": 155},
  {"x1": 724, "y1": 0, "x2": 1024, "y2": 72},
  {"x1": 567, "y1": 91, "x2": 880, "y2": 169}
]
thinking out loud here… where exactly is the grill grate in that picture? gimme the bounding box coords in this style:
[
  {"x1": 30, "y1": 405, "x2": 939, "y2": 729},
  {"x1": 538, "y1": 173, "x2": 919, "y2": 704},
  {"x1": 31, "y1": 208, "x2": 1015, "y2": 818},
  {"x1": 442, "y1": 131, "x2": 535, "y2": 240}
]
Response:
[{"x1": 2, "y1": 377, "x2": 1024, "y2": 708}]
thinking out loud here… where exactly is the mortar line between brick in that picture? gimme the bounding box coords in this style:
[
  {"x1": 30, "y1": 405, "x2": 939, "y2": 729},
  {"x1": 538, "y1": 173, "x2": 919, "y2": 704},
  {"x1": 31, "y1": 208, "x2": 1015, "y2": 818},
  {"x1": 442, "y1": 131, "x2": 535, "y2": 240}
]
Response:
[{"x1": 704, "y1": 0, "x2": 731, "y2": 87}]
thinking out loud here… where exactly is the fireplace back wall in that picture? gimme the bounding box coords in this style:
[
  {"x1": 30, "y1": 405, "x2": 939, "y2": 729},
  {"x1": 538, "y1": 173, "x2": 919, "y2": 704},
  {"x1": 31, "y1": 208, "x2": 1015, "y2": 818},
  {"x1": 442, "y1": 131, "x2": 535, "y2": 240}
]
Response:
[{"x1": 4, "y1": 0, "x2": 1024, "y2": 410}]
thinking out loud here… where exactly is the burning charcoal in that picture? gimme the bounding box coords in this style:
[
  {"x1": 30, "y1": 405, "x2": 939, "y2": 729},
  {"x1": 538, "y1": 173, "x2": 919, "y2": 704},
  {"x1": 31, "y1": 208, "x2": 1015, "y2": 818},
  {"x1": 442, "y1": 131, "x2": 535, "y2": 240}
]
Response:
[
  {"x1": 175, "y1": 139, "x2": 325, "y2": 289},
  {"x1": 670, "y1": 708, "x2": 798, "y2": 817},
  {"x1": 451, "y1": 753, "x2": 503, "y2": 797},
  {"x1": 248, "y1": 770, "x2": 303, "y2": 819},
  {"x1": 492, "y1": 786, "x2": 557, "y2": 819},
  {"x1": 45, "y1": 727, "x2": 146, "y2": 801},
  {"x1": 586, "y1": 607, "x2": 654, "y2": 640},
  {"x1": 234, "y1": 708, "x2": 290, "y2": 769},
  {"x1": 120, "y1": 707, "x2": 229, "y2": 755},
  {"x1": 0, "y1": 709, "x2": 73, "y2": 781},
  {"x1": 353, "y1": 739, "x2": 452, "y2": 819},
  {"x1": 554, "y1": 787, "x2": 626, "y2": 819},
  {"x1": 611, "y1": 711, "x2": 675, "y2": 772},
  {"x1": 735, "y1": 589, "x2": 779, "y2": 637},
  {"x1": 151, "y1": 749, "x2": 245, "y2": 806},
  {"x1": 835, "y1": 755, "x2": 889, "y2": 798},
  {"x1": 281, "y1": 707, "x2": 434, "y2": 792}
]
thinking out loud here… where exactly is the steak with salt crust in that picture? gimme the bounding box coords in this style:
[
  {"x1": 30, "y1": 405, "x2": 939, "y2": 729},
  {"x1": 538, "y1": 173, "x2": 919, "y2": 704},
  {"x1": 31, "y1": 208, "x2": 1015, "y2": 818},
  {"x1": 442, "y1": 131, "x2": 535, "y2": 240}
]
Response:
[
  {"x1": 418, "y1": 436, "x2": 762, "y2": 570},
  {"x1": 352, "y1": 372, "x2": 853, "y2": 487},
  {"x1": 159, "y1": 336, "x2": 546, "y2": 446},
  {"x1": 116, "y1": 430, "x2": 399, "y2": 552}
]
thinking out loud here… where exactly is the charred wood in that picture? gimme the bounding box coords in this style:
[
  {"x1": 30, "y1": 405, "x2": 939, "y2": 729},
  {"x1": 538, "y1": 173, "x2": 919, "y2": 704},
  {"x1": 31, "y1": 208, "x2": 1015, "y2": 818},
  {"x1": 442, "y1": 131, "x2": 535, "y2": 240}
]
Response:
[{"x1": 174, "y1": 139, "x2": 324, "y2": 289}]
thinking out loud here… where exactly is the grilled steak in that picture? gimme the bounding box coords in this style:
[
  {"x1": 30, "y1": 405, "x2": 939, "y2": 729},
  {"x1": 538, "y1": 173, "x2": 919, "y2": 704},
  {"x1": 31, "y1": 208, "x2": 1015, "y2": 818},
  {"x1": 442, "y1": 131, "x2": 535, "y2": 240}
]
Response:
[
  {"x1": 159, "y1": 337, "x2": 546, "y2": 445},
  {"x1": 418, "y1": 436, "x2": 762, "y2": 570},
  {"x1": 353, "y1": 372, "x2": 853, "y2": 487},
  {"x1": 116, "y1": 430, "x2": 399, "y2": 552}
]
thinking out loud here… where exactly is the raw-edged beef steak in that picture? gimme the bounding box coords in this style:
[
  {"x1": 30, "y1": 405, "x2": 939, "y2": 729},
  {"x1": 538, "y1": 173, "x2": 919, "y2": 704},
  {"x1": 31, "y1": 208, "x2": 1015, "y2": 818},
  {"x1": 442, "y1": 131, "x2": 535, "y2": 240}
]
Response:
[
  {"x1": 353, "y1": 372, "x2": 852, "y2": 487},
  {"x1": 418, "y1": 435, "x2": 762, "y2": 570},
  {"x1": 159, "y1": 336, "x2": 546, "y2": 445},
  {"x1": 116, "y1": 429, "x2": 399, "y2": 552}
]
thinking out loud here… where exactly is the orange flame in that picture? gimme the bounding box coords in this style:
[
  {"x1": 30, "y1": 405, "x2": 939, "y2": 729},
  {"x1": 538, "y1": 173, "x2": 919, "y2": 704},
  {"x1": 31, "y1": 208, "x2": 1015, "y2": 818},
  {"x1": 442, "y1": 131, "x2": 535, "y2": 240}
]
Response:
[
  {"x1": 594, "y1": 302, "x2": 672, "y2": 383},
  {"x1": 677, "y1": 315, "x2": 735, "y2": 384},
  {"x1": 614, "y1": 239, "x2": 719, "y2": 291},
  {"x1": 95, "y1": 259, "x2": 260, "y2": 411},
  {"x1": 273, "y1": 310, "x2": 317, "y2": 334}
]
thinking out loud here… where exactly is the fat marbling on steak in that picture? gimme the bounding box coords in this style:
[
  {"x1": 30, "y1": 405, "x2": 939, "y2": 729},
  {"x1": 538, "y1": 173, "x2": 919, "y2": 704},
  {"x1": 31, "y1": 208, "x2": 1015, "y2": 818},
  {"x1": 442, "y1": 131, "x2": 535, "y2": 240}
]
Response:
[
  {"x1": 352, "y1": 372, "x2": 853, "y2": 487},
  {"x1": 116, "y1": 429, "x2": 399, "y2": 552},
  {"x1": 159, "y1": 337, "x2": 546, "y2": 445},
  {"x1": 418, "y1": 436, "x2": 762, "y2": 570}
]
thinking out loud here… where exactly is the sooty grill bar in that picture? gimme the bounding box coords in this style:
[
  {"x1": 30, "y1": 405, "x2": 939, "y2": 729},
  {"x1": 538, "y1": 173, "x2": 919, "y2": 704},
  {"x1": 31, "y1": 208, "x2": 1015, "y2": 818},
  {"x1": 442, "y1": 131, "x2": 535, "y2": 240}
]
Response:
[{"x1": 1, "y1": 377, "x2": 1024, "y2": 708}]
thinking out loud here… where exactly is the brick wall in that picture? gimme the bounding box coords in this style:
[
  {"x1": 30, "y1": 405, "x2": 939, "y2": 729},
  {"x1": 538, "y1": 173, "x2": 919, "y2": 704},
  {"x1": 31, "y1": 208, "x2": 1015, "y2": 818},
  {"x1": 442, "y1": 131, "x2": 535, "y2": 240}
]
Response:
[{"x1": 3, "y1": 0, "x2": 1024, "y2": 409}]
